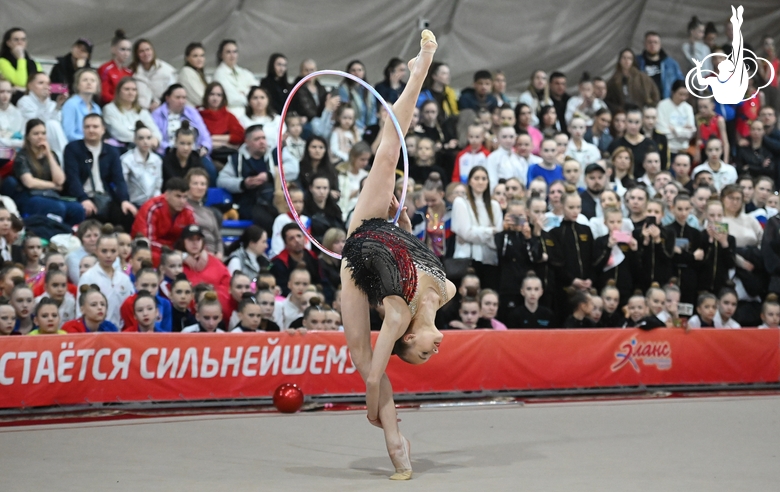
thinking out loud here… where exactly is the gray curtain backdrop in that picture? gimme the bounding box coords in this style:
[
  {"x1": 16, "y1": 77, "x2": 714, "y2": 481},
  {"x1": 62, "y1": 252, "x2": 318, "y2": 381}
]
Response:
[{"x1": 4, "y1": 0, "x2": 780, "y2": 92}]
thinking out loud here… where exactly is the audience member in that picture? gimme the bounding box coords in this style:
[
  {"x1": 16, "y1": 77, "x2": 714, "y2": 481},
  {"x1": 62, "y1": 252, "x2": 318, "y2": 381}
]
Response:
[
  {"x1": 338, "y1": 60, "x2": 376, "y2": 133},
  {"x1": 103, "y1": 77, "x2": 161, "y2": 148},
  {"x1": 458, "y1": 70, "x2": 498, "y2": 113},
  {"x1": 656, "y1": 80, "x2": 696, "y2": 159},
  {"x1": 692, "y1": 139, "x2": 737, "y2": 192},
  {"x1": 98, "y1": 29, "x2": 133, "y2": 104},
  {"x1": 121, "y1": 121, "x2": 163, "y2": 207},
  {"x1": 548, "y1": 72, "x2": 570, "y2": 134},
  {"x1": 605, "y1": 49, "x2": 659, "y2": 112},
  {"x1": 161, "y1": 121, "x2": 210, "y2": 188},
  {"x1": 736, "y1": 120, "x2": 776, "y2": 180},
  {"x1": 375, "y1": 57, "x2": 407, "y2": 104},
  {"x1": 178, "y1": 225, "x2": 231, "y2": 307},
  {"x1": 270, "y1": 223, "x2": 322, "y2": 297},
  {"x1": 199, "y1": 81, "x2": 244, "y2": 159},
  {"x1": 152, "y1": 84, "x2": 212, "y2": 157},
  {"x1": 641, "y1": 106, "x2": 670, "y2": 169},
  {"x1": 178, "y1": 43, "x2": 208, "y2": 107},
  {"x1": 609, "y1": 107, "x2": 658, "y2": 178},
  {"x1": 61, "y1": 68, "x2": 101, "y2": 142},
  {"x1": 213, "y1": 39, "x2": 258, "y2": 118},
  {"x1": 240, "y1": 86, "x2": 285, "y2": 153},
  {"x1": 305, "y1": 175, "x2": 345, "y2": 243},
  {"x1": 63, "y1": 285, "x2": 119, "y2": 333},
  {"x1": 186, "y1": 168, "x2": 223, "y2": 258},
  {"x1": 584, "y1": 108, "x2": 613, "y2": 154},
  {"x1": 225, "y1": 225, "x2": 270, "y2": 279},
  {"x1": 565, "y1": 72, "x2": 607, "y2": 126},
  {"x1": 260, "y1": 53, "x2": 292, "y2": 114},
  {"x1": 518, "y1": 70, "x2": 552, "y2": 127},
  {"x1": 417, "y1": 62, "x2": 459, "y2": 122},
  {"x1": 48, "y1": 37, "x2": 93, "y2": 95},
  {"x1": 637, "y1": 31, "x2": 685, "y2": 99},
  {"x1": 0, "y1": 28, "x2": 42, "y2": 94},
  {"x1": 182, "y1": 291, "x2": 225, "y2": 333},
  {"x1": 696, "y1": 98, "x2": 728, "y2": 163}
]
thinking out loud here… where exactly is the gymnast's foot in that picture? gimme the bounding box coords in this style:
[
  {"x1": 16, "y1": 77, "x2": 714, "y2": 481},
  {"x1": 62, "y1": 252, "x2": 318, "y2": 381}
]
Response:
[
  {"x1": 389, "y1": 435, "x2": 412, "y2": 480},
  {"x1": 408, "y1": 30, "x2": 437, "y2": 73}
]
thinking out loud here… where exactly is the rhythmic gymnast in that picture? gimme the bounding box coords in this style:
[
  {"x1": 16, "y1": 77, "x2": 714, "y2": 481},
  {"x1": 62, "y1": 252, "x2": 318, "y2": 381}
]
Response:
[{"x1": 340, "y1": 30, "x2": 455, "y2": 480}]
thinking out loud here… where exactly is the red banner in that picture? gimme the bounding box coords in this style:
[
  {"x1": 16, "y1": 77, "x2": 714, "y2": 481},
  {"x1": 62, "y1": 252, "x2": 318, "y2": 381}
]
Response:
[{"x1": 1, "y1": 329, "x2": 778, "y2": 409}]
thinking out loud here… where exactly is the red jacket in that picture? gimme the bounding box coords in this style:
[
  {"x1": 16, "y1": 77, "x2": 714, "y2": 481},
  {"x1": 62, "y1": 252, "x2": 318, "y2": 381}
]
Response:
[
  {"x1": 199, "y1": 107, "x2": 245, "y2": 146},
  {"x1": 183, "y1": 253, "x2": 232, "y2": 309},
  {"x1": 131, "y1": 195, "x2": 196, "y2": 266},
  {"x1": 452, "y1": 146, "x2": 490, "y2": 183},
  {"x1": 98, "y1": 61, "x2": 133, "y2": 104},
  {"x1": 32, "y1": 278, "x2": 77, "y2": 298}
]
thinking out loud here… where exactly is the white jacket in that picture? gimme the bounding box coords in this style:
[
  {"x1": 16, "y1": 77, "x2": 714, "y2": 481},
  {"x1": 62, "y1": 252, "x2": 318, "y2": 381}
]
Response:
[
  {"x1": 178, "y1": 65, "x2": 209, "y2": 108},
  {"x1": 121, "y1": 147, "x2": 163, "y2": 205},
  {"x1": 485, "y1": 147, "x2": 527, "y2": 193},
  {"x1": 656, "y1": 98, "x2": 696, "y2": 153},
  {"x1": 103, "y1": 102, "x2": 162, "y2": 144},
  {"x1": 451, "y1": 195, "x2": 503, "y2": 265},
  {"x1": 213, "y1": 62, "x2": 258, "y2": 117},
  {"x1": 134, "y1": 59, "x2": 177, "y2": 109}
]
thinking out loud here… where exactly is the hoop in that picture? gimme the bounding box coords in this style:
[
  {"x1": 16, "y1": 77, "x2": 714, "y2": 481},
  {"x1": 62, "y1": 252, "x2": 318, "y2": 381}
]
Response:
[{"x1": 277, "y1": 70, "x2": 409, "y2": 259}]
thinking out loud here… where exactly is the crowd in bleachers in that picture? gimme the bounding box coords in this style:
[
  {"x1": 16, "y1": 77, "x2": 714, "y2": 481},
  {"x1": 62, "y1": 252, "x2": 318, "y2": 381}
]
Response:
[{"x1": 0, "y1": 15, "x2": 779, "y2": 336}]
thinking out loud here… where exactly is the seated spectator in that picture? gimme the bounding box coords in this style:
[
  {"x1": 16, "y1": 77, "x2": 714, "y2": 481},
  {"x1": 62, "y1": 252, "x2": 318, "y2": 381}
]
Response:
[
  {"x1": 567, "y1": 117, "x2": 601, "y2": 173},
  {"x1": 152, "y1": 84, "x2": 212, "y2": 158},
  {"x1": 491, "y1": 71, "x2": 511, "y2": 108},
  {"x1": 131, "y1": 290, "x2": 160, "y2": 333},
  {"x1": 604, "y1": 49, "x2": 659, "y2": 113},
  {"x1": 231, "y1": 292, "x2": 264, "y2": 332},
  {"x1": 65, "y1": 219, "x2": 101, "y2": 284},
  {"x1": 240, "y1": 86, "x2": 285, "y2": 154},
  {"x1": 61, "y1": 68, "x2": 102, "y2": 142},
  {"x1": 303, "y1": 175, "x2": 344, "y2": 244},
  {"x1": 270, "y1": 223, "x2": 322, "y2": 297},
  {"x1": 562, "y1": 290, "x2": 595, "y2": 328},
  {"x1": 49, "y1": 38, "x2": 93, "y2": 95},
  {"x1": 260, "y1": 53, "x2": 292, "y2": 114},
  {"x1": 28, "y1": 297, "x2": 65, "y2": 335},
  {"x1": 199, "y1": 81, "x2": 243, "y2": 161},
  {"x1": 417, "y1": 61, "x2": 458, "y2": 122},
  {"x1": 12, "y1": 119, "x2": 85, "y2": 226},
  {"x1": 458, "y1": 70, "x2": 498, "y2": 113},
  {"x1": 598, "y1": 283, "x2": 626, "y2": 327},
  {"x1": 298, "y1": 137, "x2": 339, "y2": 197},
  {"x1": 185, "y1": 168, "x2": 223, "y2": 258},
  {"x1": 131, "y1": 177, "x2": 195, "y2": 265},
  {"x1": 692, "y1": 139, "x2": 737, "y2": 192},
  {"x1": 417, "y1": 100, "x2": 458, "y2": 151},
  {"x1": 0, "y1": 28, "x2": 42, "y2": 96},
  {"x1": 120, "y1": 265, "x2": 172, "y2": 332},
  {"x1": 16, "y1": 73, "x2": 68, "y2": 158},
  {"x1": 584, "y1": 108, "x2": 613, "y2": 154},
  {"x1": 217, "y1": 125, "x2": 277, "y2": 230},
  {"x1": 656, "y1": 80, "x2": 696, "y2": 159},
  {"x1": 213, "y1": 39, "x2": 258, "y2": 118},
  {"x1": 336, "y1": 142, "x2": 371, "y2": 219},
  {"x1": 637, "y1": 151, "x2": 663, "y2": 197},
  {"x1": 291, "y1": 58, "x2": 329, "y2": 122},
  {"x1": 687, "y1": 292, "x2": 722, "y2": 329},
  {"x1": 507, "y1": 273, "x2": 554, "y2": 328},
  {"x1": 168, "y1": 274, "x2": 195, "y2": 331},
  {"x1": 759, "y1": 107, "x2": 780, "y2": 155},
  {"x1": 330, "y1": 104, "x2": 360, "y2": 163},
  {"x1": 637, "y1": 31, "x2": 684, "y2": 100},
  {"x1": 477, "y1": 289, "x2": 506, "y2": 330},
  {"x1": 517, "y1": 70, "x2": 552, "y2": 127},
  {"x1": 670, "y1": 152, "x2": 692, "y2": 189},
  {"x1": 178, "y1": 42, "x2": 208, "y2": 108},
  {"x1": 161, "y1": 121, "x2": 210, "y2": 188},
  {"x1": 748, "y1": 176, "x2": 776, "y2": 218},
  {"x1": 759, "y1": 295, "x2": 780, "y2": 328},
  {"x1": 77, "y1": 225, "x2": 134, "y2": 328},
  {"x1": 452, "y1": 124, "x2": 489, "y2": 184},
  {"x1": 338, "y1": 60, "x2": 376, "y2": 134},
  {"x1": 62, "y1": 285, "x2": 119, "y2": 333},
  {"x1": 0, "y1": 297, "x2": 16, "y2": 336},
  {"x1": 177, "y1": 225, "x2": 231, "y2": 308},
  {"x1": 280, "y1": 114, "x2": 305, "y2": 181},
  {"x1": 736, "y1": 120, "x2": 776, "y2": 180},
  {"x1": 121, "y1": 121, "x2": 163, "y2": 207},
  {"x1": 696, "y1": 98, "x2": 728, "y2": 163},
  {"x1": 528, "y1": 138, "x2": 564, "y2": 188},
  {"x1": 63, "y1": 114, "x2": 137, "y2": 230},
  {"x1": 130, "y1": 39, "x2": 176, "y2": 111},
  {"x1": 537, "y1": 105, "x2": 560, "y2": 138},
  {"x1": 9, "y1": 278, "x2": 35, "y2": 334},
  {"x1": 514, "y1": 104, "x2": 543, "y2": 155},
  {"x1": 0, "y1": 79, "x2": 23, "y2": 154},
  {"x1": 226, "y1": 225, "x2": 270, "y2": 279},
  {"x1": 375, "y1": 57, "x2": 407, "y2": 104},
  {"x1": 445, "y1": 290, "x2": 481, "y2": 330},
  {"x1": 273, "y1": 263, "x2": 311, "y2": 329},
  {"x1": 103, "y1": 77, "x2": 161, "y2": 148},
  {"x1": 98, "y1": 30, "x2": 133, "y2": 104},
  {"x1": 318, "y1": 228, "x2": 344, "y2": 304},
  {"x1": 565, "y1": 72, "x2": 607, "y2": 126},
  {"x1": 608, "y1": 107, "x2": 658, "y2": 178},
  {"x1": 270, "y1": 184, "x2": 309, "y2": 256},
  {"x1": 182, "y1": 291, "x2": 225, "y2": 333},
  {"x1": 157, "y1": 248, "x2": 183, "y2": 299}
]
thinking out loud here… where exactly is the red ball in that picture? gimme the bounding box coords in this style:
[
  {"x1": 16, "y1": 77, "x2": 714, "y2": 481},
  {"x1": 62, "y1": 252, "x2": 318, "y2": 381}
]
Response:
[{"x1": 273, "y1": 383, "x2": 304, "y2": 413}]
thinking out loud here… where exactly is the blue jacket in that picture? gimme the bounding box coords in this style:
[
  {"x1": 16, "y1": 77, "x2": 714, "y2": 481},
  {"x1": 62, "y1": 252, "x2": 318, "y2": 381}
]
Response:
[
  {"x1": 63, "y1": 140, "x2": 130, "y2": 203},
  {"x1": 637, "y1": 49, "x2": 684, "y2": 99},
  {"x1": 457, "y1": 88, "x2": 498, "y2": 113}
]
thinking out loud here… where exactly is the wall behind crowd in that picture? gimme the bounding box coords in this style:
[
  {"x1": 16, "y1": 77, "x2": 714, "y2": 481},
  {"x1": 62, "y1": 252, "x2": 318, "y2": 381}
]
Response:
[{"x1": 6, "y1": 0, "x2": 780, "y2": 92}]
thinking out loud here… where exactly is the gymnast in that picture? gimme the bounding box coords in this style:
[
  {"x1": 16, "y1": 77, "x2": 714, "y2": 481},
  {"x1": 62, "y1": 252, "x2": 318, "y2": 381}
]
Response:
[{"x1": 340, "y1": 30, "x2": 455, "y2": 480}]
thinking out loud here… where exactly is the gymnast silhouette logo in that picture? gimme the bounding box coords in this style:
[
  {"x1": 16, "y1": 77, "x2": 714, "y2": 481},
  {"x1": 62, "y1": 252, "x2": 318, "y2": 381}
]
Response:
[
  {"x1": 686, "y1": 5, "x2": 775, "y2": 104},
  {"x1": 611, "y1": 338, "x2": 672, "y2": 372}
]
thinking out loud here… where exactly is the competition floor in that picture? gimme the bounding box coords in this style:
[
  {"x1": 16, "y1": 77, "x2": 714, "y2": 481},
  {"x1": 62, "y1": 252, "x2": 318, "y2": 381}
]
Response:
[{"x1": 2, "y1": 394, "x2": 778, "y2": 491}]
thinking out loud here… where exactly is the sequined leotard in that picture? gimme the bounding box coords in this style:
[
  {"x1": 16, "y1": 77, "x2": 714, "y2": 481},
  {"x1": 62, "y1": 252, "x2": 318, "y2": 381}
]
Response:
[{"x1": 342, "y1": 218, "x2": 448, "y2": 316}]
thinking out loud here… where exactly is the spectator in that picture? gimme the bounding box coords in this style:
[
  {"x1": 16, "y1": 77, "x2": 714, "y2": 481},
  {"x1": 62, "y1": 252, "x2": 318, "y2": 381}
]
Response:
[
  {"x1": 492, "y1": 71, "x2": 511, "y2": 108},
  {"x1": 217, "y1": 125, "x2": 277, "y2": 230},
  {"x1": 447, "y1": 292, "x2": 481, "y2": 330},
  {"x1": 411, "y1": 177, "x2": 453, "y2": 258},
  {"x1": 452, "y1": 124, "x2": 489, "y2": 184},
  {"x1": 77, "y1": 225, "x2": 134, "y2": 327},
  {"x1": 763, "y1": 213, "x2": 780, "y2": 295},
  {"x1": 610, "y1": 146, "x2": 635, "y2": 191},
  {"x1": 375, "y1": 57, "x2": 407, "y2": 104},
  {"x1": 130, "y1": 290, "x2": 161, "y2": 333},
  {"x1": 665, "y1": 194, "x2": 704, "y2": 304},
  {"x1": 704, "y1": 22, "x2": 719, "y2": 52},
  {"x1": 230, "y1": 292, "x2": 264, "y2": 332},
  {"x1": 157, "y1": 248, "x2": 183, "y2": 300},
  {"x1": 0, "y1": 79, "x2": 23, "y2": 153},
  {"x1": 759, "y1": 296, "x2": 780, "y2": 328},
  {"x1": 49, "y1": 38, "x2": 93, "y2": 95},
  {"x1": 518, "y1": 70, "x2": 552, "y2": 127},
  {"x1": 527, "y1": 138, "x2": 564, "y2": 187},
  {"x1": 62, "y1": 285, "x2": 119, "y2": 333},
  {"x1": 330, "y1": 105, "x2": 360, "y2": 163},
  {"x1": 681, "y1": 16, "x2": 713, "y2": 73},
  {"x1": 199, "y1": 81, "x2": 244, "y2": 160},
  {"x1": 0, "y1": 28, "x2": 42, "y2": 95},
  {"x1": 240, "y1": 86, "x2": 285, "y2": 154},
  {"x1": 565, "y1": 72, "x2": 607, "y2": 126},
  {"x1": 580, "y1": 163, "x2": 607, "y2": 219},
  {"x1": 161, "y1": 121, "x2": 210, "y2": 189},
  {"x1": 507, "y1": 273, "x2": 555, "y2": 329},
  {"x1": 270, "y1": 184, "x2": 310, "y2": 257},
  {"x1": 98, "y1": 30, "x2": 133, "y2": 104},
  {"x1": 514, "y1": 103, "x2": 543, "y2": 155},
  {"x1": 318, "y1": 227, "x2": 344, "y2": 303},
  {"x1": 270, "y1": 223, "x2": 322, "y2": 298},
  {"x1": 656, "y1": 80, "x2": 696, "y2": 159},
  {"x1": 29, "y1": 297, "x2": 65, "y2": 335},
  {"x1": 61, "y1": 68, "x2": 101, "y2": 142},
  {"x1": 588, "y1": 189, "x2": 628, "y2": 238},
  {"x1": 177, "y1": 225, "x2": 231, "y2": 308},
  {"x1": 721, "y1": 184, "x2": 763, "y2": 249},
  {"x1": 698, "y1": 200, "x2": 736, "y2": 295},
  {"x1": 637, "y1": 31, "x2": 685, "y2": 100},
  {"x1": 605, "y1": 49, "x2": 659, "y2": 113},
  {"x1": 516, "y1": 133, "x2": 543, "y2": 173},
  {"x1": 417, "y1": 61, "x2": 459, "y2": 124},
  {"x1": 16, "y1": 73, "x2": 68, "y2": 157},
  {"x1": 225, "y1": 225, "x2": 270, "y2": 279},
  {"x1": 736, "y1": 120, "x2": 776, "y2": 180},
  {"x1": 458, "y1": 70, "x2": 498, "y2": 113},
  {"x1": 671, "y1": 152, "x2": 692, "y2": 190},
  {"x1": 182, "y1": 291, "x2": 225, "y2": 333},
  {"x1": 696, "y1": 98, "x2": 729, "y2": 163},
  {"x1": 12, "y1": 119, "x2": 84, "y2": 226},
  {"x1": 758, "y1": 35, "x2": 778, "y2": 94},
  {"x1": 212, "y1": 40, "x2": 258, "y2": 118},
  {"x1": 178, "y1": 42, "x2": 208, "y2": 108},
  {"x1": 103, "y1": 77, "x2": 162, "y2": 148},
  {"x1": 692, "y1": 138, "x2": 737, "y2": 192},
  {"x1": 260, "y1": 53, "x2": 292, "y2": 114},
  {"x1": 121, "y1": 122, "x2": 163, "y2": 207},
  {"x1": 152, "y1": 84, "x2": 212, "y2": 157},
  {"x1": 336, "y1": 142, "x2": 371, "y2": 220},
  {"x1": 566, "y1": 117, "x2": 601, "y2": 171},
  {"x1": 641, "y1": 106, "x2": 670, "y2": 169},
  {"x1": 549, "y1": 72, "x2": 570, "y2": 134},
  {"x1": 291, "y1": 58, "x2": 329, "y2": 122},
  {"x1": 185, "y1": 168, "x2": 223, "y2": 258},
  {"x1": 637, "y1": 151, "x2": 663, "y2": 196},
  {"x1": 338, "y1": 60, "x2": 376, "y2": 133},
  {"x1": 562, "y1": 290, "x2": 595, "y2": 328},
  {"x1": 486, "y1": 126, "x2": 524, "y2": 192},
  {"x1": 451, "y1": 166, "x2": 503, "y2": 289},
  {"x1": 65, "y1": 219, "x2": 101, "y2": 284},
  {"x1": 552, "y1": 192, "x2": 595, "y2": 293},
  {"x1": 537, "y1": 105, "x2": 560, "y2": 138},
  {"x1": 749, "y1": 176, "x2": 776, "y2": 218},
  {"x1": 304, "y1": 175, "x2": 345, "y2": 244},
  {"x1": 759, "y1": 107, "x2": 780, "y2": 156},
  {"x1": 417, "y1": 100, "x2": 458, "y2": 151},
  {"x1": 273, "y1": 264, "x2": 311, "y2": 330},
  {"x1": 131, "y1": 177, "x2": 195, "y2": 265},
  {"x1": 120, "y1": 266, "x2": 172, "y2": 332},
  {"x1": 223, "y1": 271, "x2": 252, "y2": 328},
  {"x1": 281, "y1": 114, "x2": 305, "y2": 179},
  {"x1": 609, "y1": 107, "x2": 658, "y2": 178},
  {"x1": 63, "y1": 114, "x2": 137, "y2": 229},
  {"x1": 687, "y1": 292, "x2": 717, "y2": 328},
  {"x1": 584, "y1": 108, "x2": 613, "y2": 154},
  {"x1": 611, "y1": 110, "x2": 627, "y2": 141}
]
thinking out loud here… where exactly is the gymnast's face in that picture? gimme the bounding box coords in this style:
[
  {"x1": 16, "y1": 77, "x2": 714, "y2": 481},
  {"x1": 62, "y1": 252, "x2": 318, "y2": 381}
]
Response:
[{"x1": 401, "y1": 324, "x2": 443, "y2": 364}]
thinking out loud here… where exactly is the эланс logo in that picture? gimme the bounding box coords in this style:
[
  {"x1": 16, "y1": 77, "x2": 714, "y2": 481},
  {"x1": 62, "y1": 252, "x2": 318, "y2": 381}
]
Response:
[
  {"x1": 685, "y1": 5, "x2": 775, "y2": 104},
  {"x1": 612, "y1": 338, "x2": 672, "y2": 373}
]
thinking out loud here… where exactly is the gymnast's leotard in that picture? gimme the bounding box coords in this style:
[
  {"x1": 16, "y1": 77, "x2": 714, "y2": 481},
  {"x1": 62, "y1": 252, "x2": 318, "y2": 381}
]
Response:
[{"x1": 342, "y1": 218, "x2": 447, "y2": 316}]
